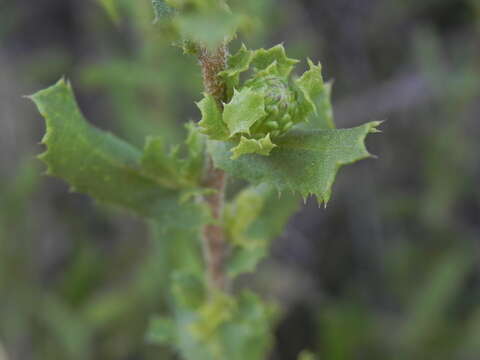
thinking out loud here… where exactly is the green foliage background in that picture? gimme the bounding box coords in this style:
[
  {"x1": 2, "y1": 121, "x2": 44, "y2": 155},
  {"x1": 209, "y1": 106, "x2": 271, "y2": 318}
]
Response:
[{"x1": 1, "y1": 0, "x2": 480, "y2": 359}]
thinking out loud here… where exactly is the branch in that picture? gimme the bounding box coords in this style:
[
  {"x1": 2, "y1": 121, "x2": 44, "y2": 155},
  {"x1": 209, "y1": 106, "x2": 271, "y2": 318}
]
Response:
[{"x1": 198, "y1": 44, "x2": 229, "y2": 291}]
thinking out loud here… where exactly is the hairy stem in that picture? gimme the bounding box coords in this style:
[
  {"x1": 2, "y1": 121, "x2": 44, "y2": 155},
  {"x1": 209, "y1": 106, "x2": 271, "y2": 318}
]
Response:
[{"x1": 198, "y1": 44, "x2": 229, "y2": 291}]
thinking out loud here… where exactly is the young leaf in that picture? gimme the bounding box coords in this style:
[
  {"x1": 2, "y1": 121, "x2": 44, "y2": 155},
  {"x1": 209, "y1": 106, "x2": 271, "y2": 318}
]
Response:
[
  {"x1": 219, "y1": 44, "x2": 254, "y2": 98},
  {"x1": 197, "y1": 94, "x2": 229, "y2": 140},
  {"x1": 226, "y1": 184, "x2": 299, "y2": 277},
  {"x1": 295, "y1": 59, "x2": 325, "y2": 119},
  {"x1": 209, "y1": 122, "x2": 381, "y2": 204},
  {"x1": 230, "y1": 134, "x2": 276, "y2": 159},
  {"x1": 223, "y1": 88, "x2": 266, "y2": 136},
  {"x1": 141, "y1": 123, "x2": 205, "y2": 189},
  {"x1": 29, "y1": 79, "x2": 205, "y2": 226},
  {"x1": 251, "y1": 44, "x2": 299, "y2": 78}
]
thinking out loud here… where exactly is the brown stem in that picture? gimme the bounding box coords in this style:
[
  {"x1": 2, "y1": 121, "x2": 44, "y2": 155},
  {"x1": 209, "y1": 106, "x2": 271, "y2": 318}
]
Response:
[{"x1": 198, "y1": 44, "x2": 229, "y2": 291}]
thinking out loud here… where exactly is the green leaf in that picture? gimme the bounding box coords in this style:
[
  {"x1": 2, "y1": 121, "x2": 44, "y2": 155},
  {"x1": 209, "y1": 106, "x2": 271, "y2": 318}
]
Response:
[
  {"x1": 231, "y1": 134, "x2": 276, "y2": 159},
  {"x1": 295, "y1": 59, "x2": 325, "y2": 120},
  {"x1": 29, "y1": 79, "x2": 205, "y2": 227},
  {"x1": 197, "y1": 94, "x2": 229, "y2": 140},
  {"x1": 251, "y1": 44, "x2": 299, "y2": 78},
  {"x1": 223, "y1": 88, "x2": 266, "y2": 136},
  {"x1": 220, "y1": 44, "x2": 254, "y2": 98},
  {"x1": 209, "y1": 122, "x2": 381, "y2": 203},
  {"x1": 141, "y1": 123, "x2": 205, "y2": 189},
  {"x1": 164, "y1": 277, "x2": 276, "y2": 360},
  {"x1": 314, "y1": 81, "x2": 335, "y2": 129},
  {"x1": 226, "y1": 184, "x2": 299, "y2": 277}
]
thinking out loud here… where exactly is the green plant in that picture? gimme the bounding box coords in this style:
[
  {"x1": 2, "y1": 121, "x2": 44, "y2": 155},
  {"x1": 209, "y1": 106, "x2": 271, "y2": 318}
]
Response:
[{"x1": 29, "y1": 1, "x2": 379, "y2": 359}]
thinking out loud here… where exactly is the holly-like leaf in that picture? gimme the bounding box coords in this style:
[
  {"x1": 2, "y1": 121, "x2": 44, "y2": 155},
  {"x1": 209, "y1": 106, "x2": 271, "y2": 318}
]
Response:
[
  {"x1": 223, "y1": 88, "x2": 266, "y2": 136},
  {"x1": 29, "y1": 79, "x2": 205, "y2": 227},
  {"x1": 197, "y1": 94, "x2": 229, "y2": 140},
  {"x1": 251, "y1": 44, "x2": 299, "y2": 78},
  {"x1": 209, "y1": 122, "x2": 381, "y2": 204},
  {"x1": 295, "y1": 59, "x2": 325, "y2": 119},
  {"x1": 220, "y1": 44, "x2": 254, "y2": 98},
  {"x1": 231, "y1": 134, "x2": 276, "y2": 159},
  {"x1": 141, "y1": 123, "x2": 205, "y2": 189}
]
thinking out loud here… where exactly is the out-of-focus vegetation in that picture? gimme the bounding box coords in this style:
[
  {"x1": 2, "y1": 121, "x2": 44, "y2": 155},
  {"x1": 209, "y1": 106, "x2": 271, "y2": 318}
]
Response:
[{"x1": 0, "y1": 0, "x2": 479, "y2": 359}]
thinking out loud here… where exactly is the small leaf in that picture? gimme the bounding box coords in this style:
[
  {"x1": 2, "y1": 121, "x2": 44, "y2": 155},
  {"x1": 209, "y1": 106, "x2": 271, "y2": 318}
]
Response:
[
  {"x1": 220, "y1": 44, "x2": 254, "y2": 98},
  {"x1": 209, "y1": 122, "x2": 381, "y2": 204},
  {"x1": 226, "y1": 184, "x2": 299, "y2": 277},
  {"x1": 190, "y1": 292, "x2": 237, "y2": 341},
  {"x1": 141, "y1": 123, "x2": 205, "y2": 189},
  {"x1": 251, "y1": 44, "x2": 299, "y2": 78},
  {"x1": 295, "y1": 59, "x2": 325, "y2": 121},
  {"x1": 231, "y1": 134, "x2": 276, "y2": 159},
  {"x1": 223, "y1": 88, "x2": 266, "y2": 136},
  {"x1": 197, "y1": 94, "x2": 229, "y2": 140}
]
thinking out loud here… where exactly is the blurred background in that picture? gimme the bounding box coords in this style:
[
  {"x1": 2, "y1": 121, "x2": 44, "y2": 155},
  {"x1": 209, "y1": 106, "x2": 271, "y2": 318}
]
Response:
[{"x1": 1, "y1": 0, "x2": 480, "y2": 359}]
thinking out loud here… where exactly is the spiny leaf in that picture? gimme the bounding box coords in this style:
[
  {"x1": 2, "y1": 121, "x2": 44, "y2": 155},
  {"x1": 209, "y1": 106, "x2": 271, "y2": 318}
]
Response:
[
  {"x1": 251, "y1": 44, "x2": 299, "y2": 78},
  {"x1": 197, "y1": 94, "x2": 229, "y2": 140},
  {"x1": 29, "y1": 79, "x2": 205, "y2": 227},
  {"x1": 220, "y1": 44, "x2": 254, "y2": 98},
  {"x1": 223, "y1": 88, "x2": 266, "y2": 136},
  {"x1": 231, "y1": 134, "x2": 276, "y2": 159},
  {"x1": 141, "y1": 123, "x2": 205, "y2": 189},
  {"x1": 209, "y1": 122, "x2": 381, "y2": 204},
  {"x1": 295, "y1": 59, "x2": 325, "y2": 119}
]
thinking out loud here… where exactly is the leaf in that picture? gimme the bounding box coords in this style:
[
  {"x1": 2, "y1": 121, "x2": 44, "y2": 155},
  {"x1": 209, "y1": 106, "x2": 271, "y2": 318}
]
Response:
[
  {"x1": 208, "y1": 122, "x2": 381, "y2": 204},
  {"x1": 223, "y1": 88, "x2": 266, "y2": 136},
  {"x1": 231, "y1": 134, "x2": 276, "y2": 159},
  {"x1": 226, "y1": 184, "x2": 299, "y2": 277},
  {"x1": 220, "y1": 44, "x2": 254, "y2": 98},
  {"x1": 141, "y1": 123, "x2": 205, "y2": 189},
  {"x1": 197, "y1": 94, "x2": 229, "y2": 140},
  {"x1": 29, "y1": 79, "x2": 206, "y2": 227},
  {"x1": 162, "y1": 275, "x2": 276, "y2": 360},
  {"x1": 251, "y1": 44, "x2": 299, "y2": 78},
  {"x1": 295, "y1": 59, "x2": 325, "y2": 119}
]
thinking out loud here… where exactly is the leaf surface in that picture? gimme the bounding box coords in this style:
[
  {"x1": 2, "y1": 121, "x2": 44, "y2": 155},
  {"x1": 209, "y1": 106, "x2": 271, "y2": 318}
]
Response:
[
  {"x1": 209, "y1": 122, "x2": 380, "y2": 203},
  {"x1": 30, "y1": 79, "x2": 205, "y2": 227},
  {"x1": 223, "y1": 88, "x2": 266, "y2": 136}
]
